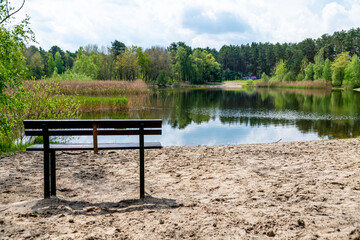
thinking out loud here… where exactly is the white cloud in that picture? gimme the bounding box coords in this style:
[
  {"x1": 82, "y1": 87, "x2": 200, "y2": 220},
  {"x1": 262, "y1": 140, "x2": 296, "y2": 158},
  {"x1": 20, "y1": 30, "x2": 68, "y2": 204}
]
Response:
[{"x1": 10, "y1": 0, "x2": 360, "y2": 51}]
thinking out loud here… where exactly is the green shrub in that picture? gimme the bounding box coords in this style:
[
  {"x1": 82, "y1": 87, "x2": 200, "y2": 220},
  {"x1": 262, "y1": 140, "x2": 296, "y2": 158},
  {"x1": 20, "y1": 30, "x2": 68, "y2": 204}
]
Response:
[
  {"x1": 48, "y1": 69, "x2": 93, "y2": 81},
  {"x1": 246, "y1": 79, "x2": 254, "y2": 86},
  {"x1": 297, "y1": 73, "x2": 305, "y2": 81},
  {"x1": 0, "y1": 80, "x2": 81, "y2": 154}
]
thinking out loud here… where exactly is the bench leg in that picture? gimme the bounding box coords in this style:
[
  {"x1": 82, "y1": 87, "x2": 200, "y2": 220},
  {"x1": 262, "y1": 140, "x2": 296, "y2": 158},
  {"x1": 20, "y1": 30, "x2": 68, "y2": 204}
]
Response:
[
  {"x1": 44, "y1": 150, "x2": 50, "y2": 199},
  {"x1": 42, "y1": 124, "x2": 51, "y2": 199},
  {"x1": 50, "y1": 150, "x2": 56, "y2": 196},
  {"x1": 139, "y1": 124, "x2": 145, "y2": 199}
]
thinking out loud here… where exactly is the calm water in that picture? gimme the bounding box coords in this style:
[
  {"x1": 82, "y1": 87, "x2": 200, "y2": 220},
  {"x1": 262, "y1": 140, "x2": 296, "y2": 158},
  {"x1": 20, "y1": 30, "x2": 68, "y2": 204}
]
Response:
[{"x1": 77, "y1": 88, "x2": 360, "y2": 146}]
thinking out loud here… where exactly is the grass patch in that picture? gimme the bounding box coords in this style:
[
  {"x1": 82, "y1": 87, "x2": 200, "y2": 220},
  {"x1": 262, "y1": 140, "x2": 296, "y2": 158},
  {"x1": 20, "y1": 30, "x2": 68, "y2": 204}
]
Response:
[{"x1": 76, "y1": 96, "x2": 129, "y2": 112}]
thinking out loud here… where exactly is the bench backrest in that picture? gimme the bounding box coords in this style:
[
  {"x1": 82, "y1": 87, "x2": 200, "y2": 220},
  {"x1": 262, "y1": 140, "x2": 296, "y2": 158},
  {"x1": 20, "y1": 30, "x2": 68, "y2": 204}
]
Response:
[
  {"x1": 24, "y1": 119, "x2": 162, "y2": 136},
  {"x1": 24, "y1": 119, "x2": 162, "y2": 152}
]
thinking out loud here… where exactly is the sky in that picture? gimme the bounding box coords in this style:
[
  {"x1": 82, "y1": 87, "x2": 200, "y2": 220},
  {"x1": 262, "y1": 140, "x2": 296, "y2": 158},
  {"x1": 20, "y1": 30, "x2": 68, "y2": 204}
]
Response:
[{"x1": 12, "y1": 0, "x2": 360, "y2": 52}]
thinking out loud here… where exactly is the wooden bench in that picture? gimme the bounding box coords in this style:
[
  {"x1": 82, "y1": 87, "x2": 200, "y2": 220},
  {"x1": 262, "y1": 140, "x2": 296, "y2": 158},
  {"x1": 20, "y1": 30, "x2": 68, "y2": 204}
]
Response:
[{"x1": 23, "y1": 119, "x2": 162, "y2": 199}]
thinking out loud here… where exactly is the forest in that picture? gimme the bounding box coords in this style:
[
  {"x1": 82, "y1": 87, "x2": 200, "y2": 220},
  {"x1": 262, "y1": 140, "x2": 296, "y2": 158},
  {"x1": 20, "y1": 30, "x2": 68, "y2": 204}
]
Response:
[{"x1": 22, "y1": 28, "x2": 360, "y2": 88}]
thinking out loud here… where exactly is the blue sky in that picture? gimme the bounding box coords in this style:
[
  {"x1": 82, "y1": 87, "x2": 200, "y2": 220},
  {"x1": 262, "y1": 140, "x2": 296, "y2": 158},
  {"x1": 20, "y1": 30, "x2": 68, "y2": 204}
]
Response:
[{"x1": 12, "y1": 0, "x2": 360, "y2": 51}]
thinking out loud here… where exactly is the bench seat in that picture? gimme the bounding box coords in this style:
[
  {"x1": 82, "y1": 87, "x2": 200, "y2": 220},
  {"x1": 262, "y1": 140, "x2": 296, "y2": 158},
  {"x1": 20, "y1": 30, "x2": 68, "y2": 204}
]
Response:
[{"x1": 26, "y1": 142, "x2": 162, "y2": 151}]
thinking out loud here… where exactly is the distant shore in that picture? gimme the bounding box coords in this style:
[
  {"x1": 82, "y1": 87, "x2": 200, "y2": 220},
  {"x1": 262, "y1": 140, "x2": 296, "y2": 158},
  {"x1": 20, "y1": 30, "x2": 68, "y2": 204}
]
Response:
[{"x1": 1, "y1": 138, "x2": 360, "y2": 239}]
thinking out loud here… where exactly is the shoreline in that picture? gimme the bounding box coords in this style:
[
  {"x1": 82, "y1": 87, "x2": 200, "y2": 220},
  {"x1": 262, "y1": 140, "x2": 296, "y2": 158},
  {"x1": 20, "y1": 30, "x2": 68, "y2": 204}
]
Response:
[{"x1": 1, "y1": 138, "x2": 360, "y2": 239}]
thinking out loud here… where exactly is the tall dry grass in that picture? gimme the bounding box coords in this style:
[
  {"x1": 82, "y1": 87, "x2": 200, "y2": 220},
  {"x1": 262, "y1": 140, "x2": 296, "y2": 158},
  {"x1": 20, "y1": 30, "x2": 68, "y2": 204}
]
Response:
[
  {"x1": 22, "y1": 79, "x2": 152, "y2": 110},
  {"x1": 255, "y1": 80, "x2": 333, "y2": 89},
  {"x1": 56, "y1": 79, "x2": 149, "y2": 95}
]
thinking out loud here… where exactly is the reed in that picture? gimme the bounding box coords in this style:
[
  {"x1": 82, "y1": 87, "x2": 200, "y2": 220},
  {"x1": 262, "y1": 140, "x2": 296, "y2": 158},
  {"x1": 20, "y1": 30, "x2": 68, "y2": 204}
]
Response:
[
  {"x1": 255, "y1": 80, "x2": 332, "y2": 89},
  {"x1": 57, "y1": 79, "x2": 149, "y2": 95},
  {"x1": 76, "y1": 96, "x2": 129, "y2": 112}
]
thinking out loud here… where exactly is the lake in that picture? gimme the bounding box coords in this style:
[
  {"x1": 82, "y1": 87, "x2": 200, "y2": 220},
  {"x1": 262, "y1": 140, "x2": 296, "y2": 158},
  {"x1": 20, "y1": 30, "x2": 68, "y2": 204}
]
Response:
[{"x1": 78, "y1": 88, "x2": 360, "y2": 146}]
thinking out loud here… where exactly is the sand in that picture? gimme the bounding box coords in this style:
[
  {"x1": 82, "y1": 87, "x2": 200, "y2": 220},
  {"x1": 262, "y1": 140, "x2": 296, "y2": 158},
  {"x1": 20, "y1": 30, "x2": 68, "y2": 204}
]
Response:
[{"x1": 1, "y1": 138, "x2": 360, "y2": 239}]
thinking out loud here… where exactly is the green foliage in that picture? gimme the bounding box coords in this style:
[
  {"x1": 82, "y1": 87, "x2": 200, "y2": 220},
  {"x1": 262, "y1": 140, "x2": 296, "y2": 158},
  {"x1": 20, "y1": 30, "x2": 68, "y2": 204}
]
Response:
[
  {"x1": 332, "y1": 68, "x2": 342, "y2": 87},
  {"x1": 111, "y1": 40, "x2": 126, "y2": 58},
  {"x1": 173, "y1": 46, "x2": 191, "y2": 82},
  {"x1": 0, "y1": 0, "x2": 35, "y2": 149},
  {"x1": 313, "y1": 48, "x2": 325, "y2": 80},
  {"x1": 343, "y1": 54, "x2": 360, "y2": 88},
  {"x1": 24, "y1": 80, "x2": 81, "y2": 120},
  {"x1": 275, "y1": 59, "x2": 287, "y2": 77},
  {"x1": 190, "y1": 49, "x2": 220, "y2": 84},
  {"x1": 284, "y1": 71, "x2": 296, "y2": 81},
  {"x1": 48, "y1": 69, "x2": 93, "y2": 81},
  {"x1": 272, "y1": 59, "x2": 287, "y2": 82},
  {"x1": 135, "y1": 47, "x2": 151, "y2": 80},
  {"x1": 46, "y1": 53, "x2": 56, "y2": 76},
  {"x1": 1, "y1": 80, "x2": 81, "y2": 154},
  {"x1": 331, "y1": 52, "x2": 351, "y2": 87},
  {"x1": 54, "y1": 51, "x2": 64, "y2": 74},
  {"x1": 305, "y1": 63, "x2": 314, "y2": 80},
  {"x1": 72, "y1": 50, "x2": 98, "y2": 79},
  {"x1": 246, "y1": 79, "x2": 254, "y2": 86},
  {"x1": 77, "y1": 95, "x2": 128, "y2": 110},
  {"x1": 331, "y1": 52, "x2": 351, "y2": 70},
  {"x1": 114, "y1": 46, "x2": 140, "y2": 80},
  {"x1": 297, "y1": 73, "x2": 305, "y2": 81},
  {"x1": 156, "y1": 70, "x2": 169, "y2": 86},
  {"x1": 12, "y1": 26, "x2": 360, "y2": 90},
  {"x1": 146, "y1": 46, "x2": 172, "y2": 82},
  {"x1": 322, "y1": 59, "x2": 332, "y2": 81},
  {"x1": 261, "y1": 72, "x2": 269, "y2": 81}
]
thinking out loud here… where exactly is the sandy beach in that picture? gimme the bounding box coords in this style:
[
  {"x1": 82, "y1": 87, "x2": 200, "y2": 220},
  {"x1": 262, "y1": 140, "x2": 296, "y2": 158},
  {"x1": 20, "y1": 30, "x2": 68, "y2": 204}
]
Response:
[{"x1": 1, "y1": 138, "x2": 360, "y2": 239}]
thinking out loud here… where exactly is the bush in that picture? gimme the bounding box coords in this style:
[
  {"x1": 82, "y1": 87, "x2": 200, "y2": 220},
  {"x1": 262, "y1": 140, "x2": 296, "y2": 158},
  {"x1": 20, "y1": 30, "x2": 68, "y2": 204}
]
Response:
[
  {"x1": 284, "y1": 71, "x2": 296, "y2": 81},
  {"x1": 246, "y1": 79, "x2": 254, "y2": 86},
  {"x1": 261, "y1": 72, "x2": 269, "y2": 81},
  {"x1": 156, "y1": 70, "x2": 169, "y2": 86},
  {"x1": 0, "y1": 80, "x2": 81, "y2": 154},
  {"x1": 297, "y1": 73, "x2": 305, "y2": 81},
  {"x1": 48, "y1": 69, "x2": 93, "y2": 81}
]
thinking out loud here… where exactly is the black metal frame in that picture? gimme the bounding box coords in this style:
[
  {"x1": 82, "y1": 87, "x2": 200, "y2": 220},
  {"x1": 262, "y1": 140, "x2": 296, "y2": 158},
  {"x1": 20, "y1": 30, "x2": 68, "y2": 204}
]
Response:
[{"x1": 25, "y1": 119, "x2": 162, "y2": 199}]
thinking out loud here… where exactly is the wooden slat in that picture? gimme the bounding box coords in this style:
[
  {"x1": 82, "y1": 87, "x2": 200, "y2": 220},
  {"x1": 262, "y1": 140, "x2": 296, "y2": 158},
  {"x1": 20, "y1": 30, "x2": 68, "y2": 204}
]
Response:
[
  {"x1": 26, "y1": 142, "x2": 162, "y2": 151},
  {"x1": 93, "y1": 123, "x2": 98, "y2": 153},
  {"x1": 23, "y1": 119, "x2": 162, "y2": 129},
  {"x1": 25, "y1": 129, "x2": 162, "y2": 136}
]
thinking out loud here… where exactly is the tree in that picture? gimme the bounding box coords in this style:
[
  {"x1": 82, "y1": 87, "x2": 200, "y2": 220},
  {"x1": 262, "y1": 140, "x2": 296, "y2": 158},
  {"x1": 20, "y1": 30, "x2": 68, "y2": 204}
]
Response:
[
  {"x1": 146, "y1": 46, "x2": 172, "y2": 81},
  {"x1": 46, "y1": 53, "x2": 56, "y2": 76},
  {"x1": 28, "y1": 51, "x2": 44, "y2": 79},
  {"x1": 313, "y1": 48, "x2": 325, "y2": 80},
  {"x1": 135, "y1": 47, "x2": 151, "y2": 80},
  {"x1": 1, "y1": 0, "x2": 34, "y2": 138},
  {"x1": 54, "y1": 51, "x2": 64, "y2": 74},
  {"x1": 344, "y1": 54, "x2": 360, "y2": 88},
  {"x1": 322, "y1": 59, "x2": 332, "y2": 81},
  {"x1": 114, "y1": 46, "x2": 140, "y2": 80},
  {"x1": 261, "y1": 72, "x2": 269, "y2": 81},
  {"x1": 111, "y1": 40, "x2": 125, "y2": 58},
  {"x1": 173, "y1": 46, "x2": 192, "y2": 82},
  {"x1": 274, "y1": 59, "x2": 287, "y2": 81},
  {"x1": 304, "y1": 63, "x2": 314, "y2": 80},
  {"x1": 72, "y1": 50, "x2": 99, "y2": 79},
  {"x1": 63, "y1": 51, "x2": 75, "y2": 70},
  {"x1": 331, "y1": 52, "x2": 350, "y2": 87}
]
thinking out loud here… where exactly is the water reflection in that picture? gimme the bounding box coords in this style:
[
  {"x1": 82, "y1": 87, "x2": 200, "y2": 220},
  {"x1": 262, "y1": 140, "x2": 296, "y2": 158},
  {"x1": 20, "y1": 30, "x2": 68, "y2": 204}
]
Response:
[{"x1": 81, "y1": 88, "x2": 360, "y2": 146}]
